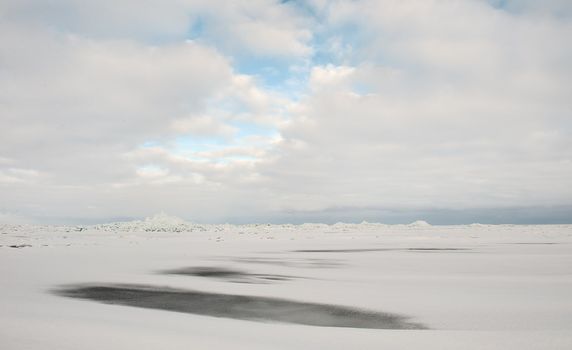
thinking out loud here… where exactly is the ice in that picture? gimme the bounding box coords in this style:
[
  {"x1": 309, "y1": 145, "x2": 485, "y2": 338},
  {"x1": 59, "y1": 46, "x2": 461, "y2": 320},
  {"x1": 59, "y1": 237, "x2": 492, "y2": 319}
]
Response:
[
  {"x1": 407, "y1": 220, "x2": 432, "y2": 227},
  {"x1": 1, "y1": 221, "x2": 572, "y2": 349}
]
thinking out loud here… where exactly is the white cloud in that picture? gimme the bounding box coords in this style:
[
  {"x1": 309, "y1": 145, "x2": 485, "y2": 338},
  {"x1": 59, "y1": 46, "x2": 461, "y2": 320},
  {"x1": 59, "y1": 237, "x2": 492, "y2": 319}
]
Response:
[
  {"x1": 484, "y1": 0, "x2": 572, "y2": 16},
  {"x1": 0, "y1": 20, "x2": 237, "y2": 184},
  {"x1": 230, "y1": 18, "x2": 312, "y2": 57},
  {"x1": 253, "y1": 0, "x2": 572, "y2": 213},
  {"x1": 170, "y1": 116, "x2": 238, "y2": 139},
  {"x1": 0, "y1": 0, "x2": 191, "y2": 39},
  {"x1": 309, "y1": 65, "x2": 355, "y2": 90},
  {"x1": 1, "y1": 0, "x2": 313, "y2": 58},
  {"x1": 0, "y1": 16, "x2": 290, "y2": 210},
  {"x1": 0, "y1": 168, "x2": 43, "y2": 185},
  {"x1": 189, "y1": 0, "x2": 313, "y2": 58}
]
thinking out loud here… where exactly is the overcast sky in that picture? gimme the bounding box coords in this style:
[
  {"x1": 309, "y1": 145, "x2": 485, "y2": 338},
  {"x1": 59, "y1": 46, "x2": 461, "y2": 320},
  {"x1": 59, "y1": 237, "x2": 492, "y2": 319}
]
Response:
[{"x1": 1, "y1": 0, "x2": 571, "y2": 224}]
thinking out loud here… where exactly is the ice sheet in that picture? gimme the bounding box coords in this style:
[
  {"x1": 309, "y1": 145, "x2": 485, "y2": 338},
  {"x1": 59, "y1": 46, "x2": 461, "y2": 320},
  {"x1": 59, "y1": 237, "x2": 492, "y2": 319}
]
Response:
[{"x1": 1, "y1": 220, "x2": 571, "y2": 349}]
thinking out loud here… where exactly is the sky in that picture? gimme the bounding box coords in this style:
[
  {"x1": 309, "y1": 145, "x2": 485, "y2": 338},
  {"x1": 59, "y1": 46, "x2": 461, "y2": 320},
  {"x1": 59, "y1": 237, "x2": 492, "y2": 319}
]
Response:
[{"x1": 1, "y1": 0, "x2": 571, "y2": 225}]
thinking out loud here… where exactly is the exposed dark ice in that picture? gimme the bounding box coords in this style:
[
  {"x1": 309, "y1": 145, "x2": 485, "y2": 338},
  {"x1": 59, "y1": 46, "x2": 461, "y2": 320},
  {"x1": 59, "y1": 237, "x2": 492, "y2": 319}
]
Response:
[
  {"x1": 55, "y1": 284, "x2": 427, "y2": 330},
  {"x1": 293, "y1": 248, "x2": 469, "y2": 253},
  {"x1": 161, "y1": 266, "x2": 294, "y2": 283}
]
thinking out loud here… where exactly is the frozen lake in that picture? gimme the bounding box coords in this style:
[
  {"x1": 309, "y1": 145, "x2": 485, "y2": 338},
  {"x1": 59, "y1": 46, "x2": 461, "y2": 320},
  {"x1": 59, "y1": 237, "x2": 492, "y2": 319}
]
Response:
[{"x1": 1, "y1": 221, "x2": 572, "y2": 349}]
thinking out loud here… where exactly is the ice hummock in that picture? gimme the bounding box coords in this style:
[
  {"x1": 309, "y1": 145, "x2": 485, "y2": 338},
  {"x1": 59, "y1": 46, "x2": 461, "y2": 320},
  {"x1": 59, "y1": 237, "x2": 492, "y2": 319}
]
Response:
[
  {"x1": 89, "y1": 212, "x2": 206, "y2": 232},
  {"x1": 407, "y1": 220, "x2": 432, "y2": 227},
  {"x1": 143, "y1": 212, "x2": 187, "y2": 226}
]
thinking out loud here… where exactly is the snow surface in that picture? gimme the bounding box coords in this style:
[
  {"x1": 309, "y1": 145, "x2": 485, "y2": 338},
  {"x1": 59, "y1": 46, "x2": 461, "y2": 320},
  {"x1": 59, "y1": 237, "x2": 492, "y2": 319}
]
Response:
[{"x1": 1, "y1": 217, "x2": 572, "y2": 349}]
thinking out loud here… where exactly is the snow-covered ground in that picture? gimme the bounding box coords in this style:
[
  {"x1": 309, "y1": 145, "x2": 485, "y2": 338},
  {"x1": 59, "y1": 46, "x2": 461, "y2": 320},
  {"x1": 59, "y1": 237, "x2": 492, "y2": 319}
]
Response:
[{"x1": 1, "y1": 215, "x2": 572, "y2": 349}]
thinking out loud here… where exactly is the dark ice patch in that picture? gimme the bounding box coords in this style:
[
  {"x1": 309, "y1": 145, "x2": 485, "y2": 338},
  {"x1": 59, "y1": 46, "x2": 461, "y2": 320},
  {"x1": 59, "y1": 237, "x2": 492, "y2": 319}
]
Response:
[
  {"x1": 406, "y1": 248, "x2": 470, "y2": 252},
  {"x1": 233, "y1": 257, "x2": 344, "y2": 268},
  {"x1": 166, "y1": 266, "x2": 243, "y2": 278},
  {"x1": 8, "y1": 244, "x2": 32, "y2": 249},
  {"x1": 54, "y1": 284, "x2": 427, "y2": 330},
  {"x1": 293, "y1": 248, "x2": 469, "y2": 253},
  {"x1": 294, "y1": 248, "x2": 392, "y2": 253},
  {"x1": 510, "y1": 242, "x2": 559, "y2": 245},
  {"x1": 161, "y1": 266, "x2": 294, "y2": 284}
]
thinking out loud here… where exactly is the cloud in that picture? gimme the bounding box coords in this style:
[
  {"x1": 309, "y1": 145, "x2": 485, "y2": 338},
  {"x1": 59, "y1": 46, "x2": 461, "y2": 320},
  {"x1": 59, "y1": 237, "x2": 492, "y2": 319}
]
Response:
[
  {"x1": 254, "y1": 0, "x2": 572, "y2": 213},
  {"x1": 0, "y1": 20, "x2": 240, "y2": 183},
  {"x1": 309, "y1": 64, "x2": 355, "y2": 90},
  {"x1": 1, "y1": 0, "x2": 571, "y2": 223},
  {"x1": 170, "y1": 116, "x2": 238, "y2": 139},
  {"x1": 188, "y1": 0, "x2": 314, "y2": 58},
  {"x1": 1, "y1": 0, "x2": 313, "y2": 57},
  {"x1": 485, "y1": 0, "x2": 572, "y2": 16}
]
